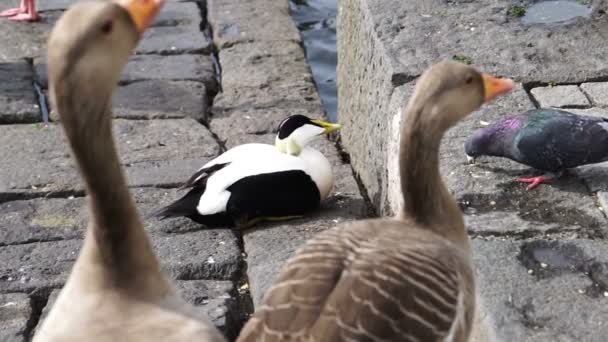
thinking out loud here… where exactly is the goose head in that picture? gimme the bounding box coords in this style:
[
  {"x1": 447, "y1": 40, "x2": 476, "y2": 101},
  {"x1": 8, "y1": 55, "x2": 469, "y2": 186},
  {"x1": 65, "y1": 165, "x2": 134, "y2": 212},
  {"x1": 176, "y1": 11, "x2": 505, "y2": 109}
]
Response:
[
  {"x1": 48, "y1": 0, "x2": 164, "y2": 129},
  {"x1": 275, "y1": 114, "x2": 341, "y2": 155},
  {"x1": 406, "y1": 61, "x2": 514, "y2": 132}
]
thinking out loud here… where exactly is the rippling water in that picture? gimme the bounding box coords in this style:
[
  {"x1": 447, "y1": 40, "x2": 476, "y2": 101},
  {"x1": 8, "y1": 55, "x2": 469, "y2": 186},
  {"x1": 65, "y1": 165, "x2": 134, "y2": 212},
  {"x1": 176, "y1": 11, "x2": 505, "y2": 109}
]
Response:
[{"x1": 290, "y1": 0, "x2": 338, "y2": 122}]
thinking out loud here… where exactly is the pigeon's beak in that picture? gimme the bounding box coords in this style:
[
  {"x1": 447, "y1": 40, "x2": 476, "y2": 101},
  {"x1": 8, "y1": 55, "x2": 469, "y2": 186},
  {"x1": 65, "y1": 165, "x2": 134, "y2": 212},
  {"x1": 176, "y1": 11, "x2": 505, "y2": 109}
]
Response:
[
  {"x1": 482, "y1": 73, "x2": 514, "y2": 103},
  {"x1": 115, "y1": 0, "x2": 165, "y2": 35},
  {"x1": 466, "y1": 154, "x2": 476, "y2": 164}
]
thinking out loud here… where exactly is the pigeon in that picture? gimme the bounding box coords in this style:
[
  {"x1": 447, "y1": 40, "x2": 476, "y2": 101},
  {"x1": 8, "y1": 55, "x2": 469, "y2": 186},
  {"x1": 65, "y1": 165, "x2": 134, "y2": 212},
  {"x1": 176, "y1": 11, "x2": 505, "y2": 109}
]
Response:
[{"x1": 465, "y1": 108, "x2": 608, "y2": 189}]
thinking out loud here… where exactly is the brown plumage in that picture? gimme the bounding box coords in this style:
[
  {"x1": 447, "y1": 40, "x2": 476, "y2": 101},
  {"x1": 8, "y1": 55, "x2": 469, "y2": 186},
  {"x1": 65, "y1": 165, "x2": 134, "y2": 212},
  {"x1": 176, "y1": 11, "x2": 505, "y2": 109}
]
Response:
[
  {"x1": 237, "y1": 61, "x2": 514, "y2": 342},
  {"x1": 33, "y1": 1, "x2": 226, "y2": 341}
]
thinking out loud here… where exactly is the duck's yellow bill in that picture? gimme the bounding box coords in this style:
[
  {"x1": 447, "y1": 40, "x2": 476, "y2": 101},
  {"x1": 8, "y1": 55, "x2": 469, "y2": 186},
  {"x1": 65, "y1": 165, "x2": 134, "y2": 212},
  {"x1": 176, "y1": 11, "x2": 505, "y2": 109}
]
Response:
[
  {"x1": 311, "y1": 119, "x2": 342, "y2": 134},
  {"x1": 482, "y1": 74, "x2": 514, "y2": 102},
  {"x1": 115, "y1": 0, "x2": 165, "y2": 34}
]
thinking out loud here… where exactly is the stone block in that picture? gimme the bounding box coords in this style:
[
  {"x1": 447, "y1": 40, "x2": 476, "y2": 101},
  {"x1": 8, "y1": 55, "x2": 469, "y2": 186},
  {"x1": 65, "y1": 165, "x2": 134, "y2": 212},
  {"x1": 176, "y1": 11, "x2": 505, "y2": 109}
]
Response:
[
  {"x1": 35, "y1": 54, "x2": 219, "y2": 93},
  {"x1": 113, "y1": 80, "x2": 208, "y2": 121},
  {"x1": 0, "y1": 293, "x2": 31, "y2": 342},
  {"x1": 152, "y1": 1, "x2": 201, "y2": 27},
  {"x1": 0, "y1": 239, "x2": 80, "y2": 293},
  {"x1": 0, "y1": 188, "x2": 235, "y2": 245},
  {"x1": 213, "y1": 85, "x2": 321, "y2": 117},
  {"x1": 580, "y1": 82, "x2": 608, "y2": 107},
  {"x1": 0, "y1": 120, "x2": 219, "y2": 195},
  {"x1": 0, "y1": 228, "x2": 240, "y2": 293},
  {"x1": 530, "y1": 85, "x2": 590, "y2": 108},
  {"x1": 207, "y1": 0, "x2": 300, "y2": 48},
  {"x1": 136, "y1": 25, "x2": 211, "y2": 55},
  {"x1": 0, "y1": 11, "x2": 60, "y2": 61},
  {"x1": 472, "y1": 238, "x2": 608, "y2": 341},
  {"x1": 338, "y1": 0, "x2": 608, "y2": 86},
  {"x1": 218, "y1": 41, "x2": 312, "y2": 90},
  {"x1": 122, "y1": 55, "x2": 217, "y2": 91},
  {"x1": 0, "y1": 60, "x2": 40, "y2": 124}
]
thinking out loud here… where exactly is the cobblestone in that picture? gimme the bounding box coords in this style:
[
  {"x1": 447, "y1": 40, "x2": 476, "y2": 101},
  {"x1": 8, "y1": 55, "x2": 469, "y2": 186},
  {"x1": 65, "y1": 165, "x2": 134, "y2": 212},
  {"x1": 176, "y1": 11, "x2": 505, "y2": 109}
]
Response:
[
  {"x1": 580, "y1": 82, "x2": 608, "y2": 107},
  {"x1": 530, "y1": 85, "x2": 590, "y2": 108}
]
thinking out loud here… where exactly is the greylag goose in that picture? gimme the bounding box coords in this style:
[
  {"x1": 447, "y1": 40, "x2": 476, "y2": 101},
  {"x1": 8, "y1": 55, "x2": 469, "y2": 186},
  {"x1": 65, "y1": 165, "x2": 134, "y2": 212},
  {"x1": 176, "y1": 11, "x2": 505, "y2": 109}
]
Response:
[
  {"x1": 237, "y1": 61, "x2": 514, "y2": 342},
  {"x1": 33, "y1": 0, "x2": 226, "y2": 341},
  {"x1": 153, "y1": 114, "x2": 341, "y2": 229}
]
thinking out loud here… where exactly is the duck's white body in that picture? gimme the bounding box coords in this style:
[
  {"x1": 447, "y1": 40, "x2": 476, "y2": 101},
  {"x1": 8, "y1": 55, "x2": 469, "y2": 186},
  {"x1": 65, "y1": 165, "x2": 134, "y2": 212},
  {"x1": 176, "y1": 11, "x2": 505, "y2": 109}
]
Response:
[
  {"x1": 154, "y1": 141, "x2": 335, "y2": 228},
  {"x1": 197, "y1": 143, "x2": 333, "y2": 215}
]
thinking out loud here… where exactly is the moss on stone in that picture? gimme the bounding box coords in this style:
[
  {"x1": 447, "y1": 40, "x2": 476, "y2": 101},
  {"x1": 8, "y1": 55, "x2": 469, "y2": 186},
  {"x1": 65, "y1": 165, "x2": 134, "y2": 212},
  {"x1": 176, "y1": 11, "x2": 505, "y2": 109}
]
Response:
[
  {"x1": 507, "y1": 5, "x2": 526, "y2": 17},
  {"x1": 452, "y1": 54, "x2": 473, "y2": 65},
  {"x1": 31, "y1": 215, "x2": 78, "y2": 229}
]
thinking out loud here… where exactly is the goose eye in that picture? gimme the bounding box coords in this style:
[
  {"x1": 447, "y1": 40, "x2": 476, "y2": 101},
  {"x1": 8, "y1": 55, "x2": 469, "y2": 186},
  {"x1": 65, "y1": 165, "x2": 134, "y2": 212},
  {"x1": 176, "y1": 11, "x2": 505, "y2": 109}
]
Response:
[
  {"x1": 101, "y1": 20, "x2": 113, "y2": 34},
  {"x1": 465, "y1": 76, "x2": 473, "y2": 84}
]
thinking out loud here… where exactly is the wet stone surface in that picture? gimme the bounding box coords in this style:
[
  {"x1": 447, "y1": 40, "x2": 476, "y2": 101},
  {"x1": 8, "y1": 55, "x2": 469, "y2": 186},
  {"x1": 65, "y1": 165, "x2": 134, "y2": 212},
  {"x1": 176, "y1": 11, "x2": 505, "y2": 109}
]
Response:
[{"x1": 0, "y1": 60, "x2": 40, "y2": 124}]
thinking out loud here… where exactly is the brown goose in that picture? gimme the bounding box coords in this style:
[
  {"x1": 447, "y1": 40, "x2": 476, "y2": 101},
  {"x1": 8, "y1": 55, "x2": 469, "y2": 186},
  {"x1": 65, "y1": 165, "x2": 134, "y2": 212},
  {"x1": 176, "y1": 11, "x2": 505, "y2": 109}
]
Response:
[
  {"x1": 33, "y1": 1, "x2": 226, "y2": 341},
  {"x1": 237, "y1": 61, "x2": 514, "y2": 342}
]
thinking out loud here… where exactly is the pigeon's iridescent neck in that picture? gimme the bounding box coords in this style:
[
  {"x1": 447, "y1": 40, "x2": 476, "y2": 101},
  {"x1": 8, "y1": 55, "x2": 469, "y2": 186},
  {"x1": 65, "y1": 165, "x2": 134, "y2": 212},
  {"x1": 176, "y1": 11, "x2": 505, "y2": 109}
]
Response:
[{"x1": 495, "y1": 116, "x2": 524, "y2": 132}]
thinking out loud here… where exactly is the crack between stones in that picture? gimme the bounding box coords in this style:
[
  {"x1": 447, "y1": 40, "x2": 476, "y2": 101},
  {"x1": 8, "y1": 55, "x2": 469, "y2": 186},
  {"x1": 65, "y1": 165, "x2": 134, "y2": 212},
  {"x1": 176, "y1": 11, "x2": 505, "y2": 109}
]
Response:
[
  {"x1": 192, "y1": 0, "x2": 253, "y2": 333},
  {"x1": 0, "y1": 236, "x2": 81, "y2": 248},
  {"x1": 0, "y1": 190, "x2": 86, "y2": 205},
  {"x1": 23, "y1": 288, "x2": 52, "y2": 341},
  {"x1": 331, "y1": 135, "x2": 378, "y2": 217}
]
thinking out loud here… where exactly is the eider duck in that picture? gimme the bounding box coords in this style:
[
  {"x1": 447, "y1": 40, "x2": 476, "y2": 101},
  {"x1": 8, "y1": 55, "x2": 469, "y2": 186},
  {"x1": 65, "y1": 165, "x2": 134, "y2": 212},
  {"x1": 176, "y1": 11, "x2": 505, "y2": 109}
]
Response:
[
  {"x1": 153, "y1": 114, "x2": 341, "y2": 228},
  {"x1": 465, "y1": 108, "x2": 608, "y2": 190},
  {"x1": 34, "y1": 0, "x2": 226, "y2": 341},
  {"x1": 237, "y1": 61, "x2": 514, "y2": 342}
]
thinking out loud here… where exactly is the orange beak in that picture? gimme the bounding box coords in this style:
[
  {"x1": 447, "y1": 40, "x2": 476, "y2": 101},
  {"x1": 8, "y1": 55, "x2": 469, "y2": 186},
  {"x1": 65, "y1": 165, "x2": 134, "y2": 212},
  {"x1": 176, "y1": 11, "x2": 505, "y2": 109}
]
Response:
[
  {"x1": 482, "y1": 73, "x2": 514, "y2": 102},
  {"x1": 115, "y1": 0, "x2": 165, "y2": 34}
]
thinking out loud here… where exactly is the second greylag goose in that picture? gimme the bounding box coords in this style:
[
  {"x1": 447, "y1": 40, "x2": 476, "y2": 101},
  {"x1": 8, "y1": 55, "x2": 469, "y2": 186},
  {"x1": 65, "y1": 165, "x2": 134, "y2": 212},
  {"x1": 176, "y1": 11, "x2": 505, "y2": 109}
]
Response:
[
  {"x1": 237, "y1": 61, "x2": 514, "y2": 342},
  {"x1": 33, "y1": 0, "x2": 225, "y2": 341}
]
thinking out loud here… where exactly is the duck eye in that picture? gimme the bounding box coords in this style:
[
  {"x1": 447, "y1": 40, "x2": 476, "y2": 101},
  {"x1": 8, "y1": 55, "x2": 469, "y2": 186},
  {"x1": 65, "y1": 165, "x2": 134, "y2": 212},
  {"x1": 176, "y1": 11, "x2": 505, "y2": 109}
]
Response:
[
  {"x1": 101, "y1": 20, "x2": 113, "y2": 34},
  {"x1": 465, "y1": 75, "x2": 473, "y2": 84}
]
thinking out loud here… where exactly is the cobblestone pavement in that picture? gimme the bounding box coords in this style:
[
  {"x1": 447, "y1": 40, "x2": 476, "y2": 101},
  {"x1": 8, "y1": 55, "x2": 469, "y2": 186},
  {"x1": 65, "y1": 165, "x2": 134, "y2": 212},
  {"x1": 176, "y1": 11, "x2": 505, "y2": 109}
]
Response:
[{"x1": 0, "y1": 0, "x2": 367, "y2": 340}]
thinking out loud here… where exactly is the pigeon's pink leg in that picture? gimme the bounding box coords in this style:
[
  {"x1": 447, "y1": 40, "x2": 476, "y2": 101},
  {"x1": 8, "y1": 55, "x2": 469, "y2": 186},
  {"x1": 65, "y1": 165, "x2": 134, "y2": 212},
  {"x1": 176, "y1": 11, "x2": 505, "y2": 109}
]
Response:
[
  {"x1": 516, "y1": 176, "x2": 550, "y2": 190},
  {"x1": 0, "y1": 0, "x2": 26, "y2": 17},
  {"x1": 8, "y1": 0, "x2": 39, "y2": 21},
  {"x1": 516, "y1": 171, "x2": 563, "y2": 190}
]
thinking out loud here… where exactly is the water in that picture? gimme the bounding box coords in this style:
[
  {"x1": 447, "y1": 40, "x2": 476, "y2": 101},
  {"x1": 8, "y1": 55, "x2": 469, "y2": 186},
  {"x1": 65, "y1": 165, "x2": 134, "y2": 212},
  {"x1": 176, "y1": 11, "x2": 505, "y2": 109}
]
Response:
[
  {"x1": 522, "y1": 0, "x2": 592, "y2": 24},
  {"x1": 290, "y1": 0, "x2": 338, "y2": 122}
]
